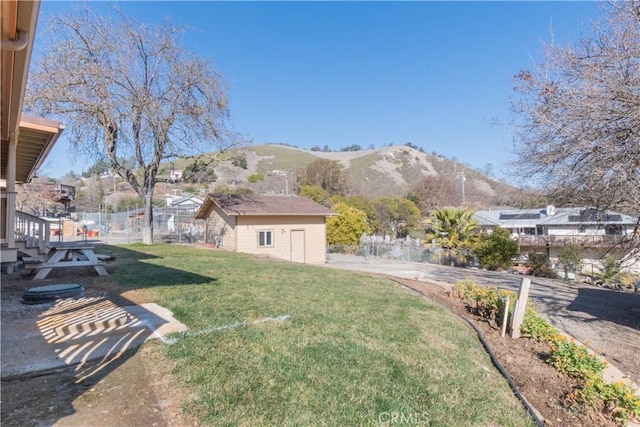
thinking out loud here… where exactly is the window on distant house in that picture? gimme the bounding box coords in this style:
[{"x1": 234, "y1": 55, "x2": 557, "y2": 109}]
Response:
[
  {"x1": 258, "y1": 230, "x2": 273, "y2": 247},
  {"x1": 605, "y1": 225, "x2": 622, "y2": 235}
]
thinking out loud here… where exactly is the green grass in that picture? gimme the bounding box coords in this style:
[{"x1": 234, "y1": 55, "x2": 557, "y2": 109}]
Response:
[{"x1": 106, "y1": 244, "x2": 536, "y2": 426}]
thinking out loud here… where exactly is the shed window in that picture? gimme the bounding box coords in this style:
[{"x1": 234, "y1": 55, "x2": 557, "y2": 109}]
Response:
[{"x1": 258, "y1": 230, "x2": 273, "y2": 247}]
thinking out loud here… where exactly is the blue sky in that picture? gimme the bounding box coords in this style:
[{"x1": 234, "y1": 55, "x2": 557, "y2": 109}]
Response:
[{"x1": 35, "y1": 1, "x2": 601, "y2": 182}]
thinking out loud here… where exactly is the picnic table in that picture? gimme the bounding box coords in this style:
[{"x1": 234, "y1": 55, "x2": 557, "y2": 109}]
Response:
[{"x1": 30, "y1": 244, "x2": 109, "y2": 280}]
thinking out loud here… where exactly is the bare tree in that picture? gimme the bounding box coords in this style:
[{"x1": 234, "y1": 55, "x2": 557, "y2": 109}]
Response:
[
  {"x1": 16, "y1": 178, "x2": 56, "y2": 216},
  {"x1": 298, "y1": 159, "x2": 348, "y2": 196},
  {"x1": 511, "y1": 1, "x2": 640, "y2": 257},
  {"x1": 409, "y1": 175, "x2": 458, "y2": 214},
  {"x1": 26, "y1": 6, "x2": 239, "y2": 243}
]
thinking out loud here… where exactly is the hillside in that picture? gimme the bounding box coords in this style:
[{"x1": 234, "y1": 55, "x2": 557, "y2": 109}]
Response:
[{"x1": 171, "y1": 144, "x2": 521, "y2": 207}]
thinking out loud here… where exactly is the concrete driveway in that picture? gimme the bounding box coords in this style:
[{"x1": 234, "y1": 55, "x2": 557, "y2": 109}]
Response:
[{"x1": 323, "y1": 253, "x2": 640, "y2": 385}]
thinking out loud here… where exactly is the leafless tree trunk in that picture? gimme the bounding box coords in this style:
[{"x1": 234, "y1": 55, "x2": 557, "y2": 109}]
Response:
[
  {"x1": 511, "y1": 1, "x2": 640, "y2": 260},
  {"x1": 26, "y1": 6, "x2": 240, "y2": 243}
]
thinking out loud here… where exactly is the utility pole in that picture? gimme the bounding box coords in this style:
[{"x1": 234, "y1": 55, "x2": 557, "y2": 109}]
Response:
[{"x1": 460, "y1": 171, "x2": 466, "y2": 205}]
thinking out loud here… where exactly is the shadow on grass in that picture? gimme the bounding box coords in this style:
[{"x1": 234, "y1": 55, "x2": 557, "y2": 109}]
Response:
[
  {"x1": 0, "y1": 243, "x2": 211, "y2": 426},
  {"x1": 102, "y1": 244, "x2": 216, "y2": 289}
]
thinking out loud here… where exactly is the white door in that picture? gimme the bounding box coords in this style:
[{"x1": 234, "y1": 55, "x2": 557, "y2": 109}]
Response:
[{"x1": 291, "y1": 230, "x2": 305, "y2": 263}]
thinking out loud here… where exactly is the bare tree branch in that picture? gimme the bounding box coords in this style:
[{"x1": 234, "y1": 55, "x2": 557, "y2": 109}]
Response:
[
  {"x1": 510, "y1": 1, "x2": 640, "y2": 264},
  {"x1": 25, "y1": 5, "x2": 241, "y2": 243}
]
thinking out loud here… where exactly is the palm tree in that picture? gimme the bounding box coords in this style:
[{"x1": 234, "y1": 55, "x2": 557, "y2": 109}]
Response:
[{"x1": 425, "y1": 207, "x2": 478, "y2": 266}]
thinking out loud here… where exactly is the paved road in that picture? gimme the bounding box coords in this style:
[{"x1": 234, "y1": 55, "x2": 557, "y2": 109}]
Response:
[{"x1": 323, "y1": 253, "x2": 640, "y2": 385}]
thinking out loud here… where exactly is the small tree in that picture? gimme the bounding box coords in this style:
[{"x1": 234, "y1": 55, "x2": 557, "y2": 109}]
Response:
[
  {"x1": 410, "y1": 175, "x2": 458, "y2": 215},
  {"x1": 230, "y1": 156, "x2": 248, "y2": 169},
  {"x1": 597, "y1": 254, "x2": 621, "y2": 285},
  {"x1": 558, "y1": 244, "x2": 584, "y2": 281},
  {"x1": 526, "y1": 252, "x2": 558, "y2": 278},
  {"x1": 298, "y1": 158, "x2": 348, "y2": 196},
  {"x1": 472, "y1": 227, "x2": 519, "y2": 271},
  {"x1": 371, "y1": 197, "x2": 421, "y2": 239},
  {"x1": 425, "y1": 207, "x2": 478, "y2": 266},
  {"x1": 326, "y1": 203, "x2": 370, "y2": 247},
  {"x1": 182, "y1": 160, "x2": 217, "y2": 184}
]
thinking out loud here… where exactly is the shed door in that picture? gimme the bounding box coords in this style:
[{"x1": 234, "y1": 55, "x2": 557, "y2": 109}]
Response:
[{"x1": 291, "y1": 230, "x2": 305, "y2": 263}]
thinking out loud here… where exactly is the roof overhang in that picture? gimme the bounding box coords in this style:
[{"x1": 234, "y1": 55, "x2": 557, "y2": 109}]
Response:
[
  {"x1": 1, "y1": 0, "x2": 65, "y2": 184},
  {"x1": 1, "y1": 0, "x2": 40, "y2": 143},
  {"x1": 14, "y1": 114, "x2": 64, "y2": 182}
]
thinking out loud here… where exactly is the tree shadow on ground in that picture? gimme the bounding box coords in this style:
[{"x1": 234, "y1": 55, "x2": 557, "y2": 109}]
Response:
[
  {"x1": 0, "y1": 244, "x2": 215, "y2": 426},
  {"x1": 566, "y1": 287, "x2": 640, "y2": 331}
]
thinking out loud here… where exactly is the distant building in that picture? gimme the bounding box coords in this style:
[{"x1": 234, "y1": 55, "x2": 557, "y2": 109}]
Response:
[
  {"x1": 194, "y1": 194, "x2": 335, "y2": 264},
  {"x1": 165, "y1": 194, "x2": 203, "y2": 213},
  {"x1": 473, "y1": 206, "x2": 639, "y2": 272}
]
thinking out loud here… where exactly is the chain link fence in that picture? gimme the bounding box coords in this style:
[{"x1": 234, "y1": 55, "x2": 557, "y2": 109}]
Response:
[
  {"x1": 73, "y1": 207, "x2": 206, "y2": 244},
  {"x1": 327, "y1": 239, "x2": 435, "y2": 264}
]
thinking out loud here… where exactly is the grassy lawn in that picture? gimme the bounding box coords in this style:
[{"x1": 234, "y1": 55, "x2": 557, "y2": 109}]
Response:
[{"x1": 106, "y1": 244, "x2": 535, "y2": 426}]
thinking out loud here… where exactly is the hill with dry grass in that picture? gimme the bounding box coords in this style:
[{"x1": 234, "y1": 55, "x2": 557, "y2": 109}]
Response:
[{"x1": 164, "y1": 144, "x2": 523, "y2": 208}]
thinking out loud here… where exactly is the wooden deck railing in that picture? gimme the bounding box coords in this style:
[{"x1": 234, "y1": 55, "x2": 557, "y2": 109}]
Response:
[
  {"x1": 518, "y1": 234, "x2": 633, "y2": 247},
  {"x1": 15, "y1": 210, "x2": 50, "y2": 254}
]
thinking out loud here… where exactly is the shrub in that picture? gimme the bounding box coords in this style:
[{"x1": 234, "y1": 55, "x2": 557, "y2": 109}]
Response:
[
  {"x1": 247, "y1": 173, "x2": 264, "y2": 183},
  {"x1": 526, "y1": 252, "x2": 558, "y2": 278},
  {"x1": 547, "y1": 335, "x2": 605, "y2": 380},
  {"x1": 452, "y1": 281, "x2": 640, "y2": 425},
  {"x1": 451, "y1": 280, "x2": 515, "y2": 327},
  {"x1": 578, "y1": 379, "x2": 640, "y2": 424},
  {"x1": 472, "y1": 227, "x2": 519, "y2": 271},
  {"x1": 520, "y1": 311, "x2": 558, "y2": 342}
]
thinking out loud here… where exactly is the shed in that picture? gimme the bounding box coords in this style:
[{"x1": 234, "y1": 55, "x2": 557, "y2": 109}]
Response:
[{"x1": 194, "y1": 194, "x2": 334, "y2": 264}]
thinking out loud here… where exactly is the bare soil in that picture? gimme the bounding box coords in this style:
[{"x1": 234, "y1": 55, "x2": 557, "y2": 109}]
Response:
[{"x1": 1, "y1": 269, "x2": 635, "y2": 426}]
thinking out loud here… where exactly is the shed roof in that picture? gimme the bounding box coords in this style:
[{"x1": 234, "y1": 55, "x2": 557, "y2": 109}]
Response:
[{"x1": 194, "y1": 193, "x2": 335, "y2": 219}]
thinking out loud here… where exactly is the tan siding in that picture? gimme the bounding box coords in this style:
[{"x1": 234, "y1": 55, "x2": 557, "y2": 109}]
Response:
[
  {"x1": 236, "y1": 216, "x2": 327, "y2": 264},
  {"x1": 206, "y1": 204, "x2": 237, "y2": 250}
]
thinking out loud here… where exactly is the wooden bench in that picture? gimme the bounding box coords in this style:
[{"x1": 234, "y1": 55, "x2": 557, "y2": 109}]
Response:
[{"x1": 30, "y1": 244, "x2": 109, "y2": 280}]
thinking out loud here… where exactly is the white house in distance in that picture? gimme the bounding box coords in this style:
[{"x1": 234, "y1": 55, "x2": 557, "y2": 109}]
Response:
[
  {"x1": 473, "y1": 206, "x2": 640, "y2": 272},
  {"x1": 165, "y1": 193, "x2": 203, "y2": 213},
  {"x1": 194, "y1": 193, "x2": 335, "y2": 265}
]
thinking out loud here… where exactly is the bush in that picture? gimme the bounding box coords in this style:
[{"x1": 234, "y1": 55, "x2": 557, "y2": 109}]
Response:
[
  {"x1": 547, "y1": 335, "x2": 605, "y2": 380},
  {"x1": 472, "y1": 227, "x2": 518, "y2": 271},
  {"x1": 526, "y1": 252, "x2": 558, "y2": 278},
  {"x1": 247, "y1": 173, "x2": 264, "y2": 183},
  {"x1": 451, "y1": 280, "x2": 515, "y2": 327},
  {"x1": 520, "y1": 311, "x2": 558, "y2": 342},
  {"x1": 578, "y1": 378, "x2": 640, "y2": 424}
]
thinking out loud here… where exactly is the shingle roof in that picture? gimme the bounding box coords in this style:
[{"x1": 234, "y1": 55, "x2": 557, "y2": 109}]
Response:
[{"x1": 194, "y1": 194, "x2": 335, "y2": 219}]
